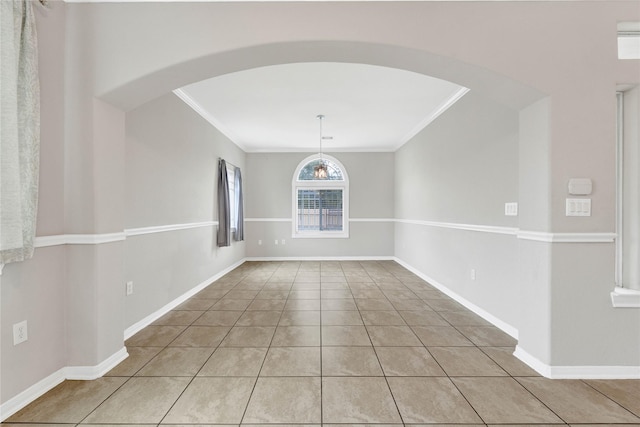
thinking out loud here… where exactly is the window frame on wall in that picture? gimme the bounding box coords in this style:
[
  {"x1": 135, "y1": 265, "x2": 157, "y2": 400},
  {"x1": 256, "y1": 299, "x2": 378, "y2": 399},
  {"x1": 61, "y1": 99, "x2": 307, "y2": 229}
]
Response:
[
  {"x1": 292, "y1": 154, "x2": 349, "y2": 239},
  {"x1": 227, "y1": 165, "x2": 237, "y2": 232},
  {"x1": 616, "y1": 89, "x2": 640, "y2": 292}
]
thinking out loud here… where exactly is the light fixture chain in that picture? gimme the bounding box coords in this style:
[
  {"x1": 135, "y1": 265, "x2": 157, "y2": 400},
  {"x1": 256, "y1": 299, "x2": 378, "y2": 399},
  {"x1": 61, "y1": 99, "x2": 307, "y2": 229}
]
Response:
[{"x1": 317, "y1": 114, "x2": 324, "y2": 161}]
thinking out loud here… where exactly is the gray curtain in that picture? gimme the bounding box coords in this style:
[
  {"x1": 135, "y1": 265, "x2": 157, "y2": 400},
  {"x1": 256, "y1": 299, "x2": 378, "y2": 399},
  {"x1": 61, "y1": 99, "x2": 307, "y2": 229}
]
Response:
[
  {"x1": 0, "y1": 0, "x2": 40, "y2": 265},
  {"x1": 234, "y1": 167, "x2": 244, "y2": 241},
  {"x1": 217, "y1": 159, "x2": 231, "y2": 247}
]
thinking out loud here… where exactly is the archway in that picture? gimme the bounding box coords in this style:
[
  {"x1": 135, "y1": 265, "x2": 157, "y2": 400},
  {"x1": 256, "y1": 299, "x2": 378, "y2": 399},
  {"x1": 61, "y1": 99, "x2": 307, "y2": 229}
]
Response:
[{"x1": 99, "y1": 41, "x2": 543, "y2": 113}]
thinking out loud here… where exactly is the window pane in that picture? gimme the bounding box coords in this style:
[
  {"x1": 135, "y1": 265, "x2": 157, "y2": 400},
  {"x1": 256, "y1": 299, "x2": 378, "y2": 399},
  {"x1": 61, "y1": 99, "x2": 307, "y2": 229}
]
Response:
[
  {"x1": 227, "y1": 167, "x2": 236, "y2": 229},
  {"x1": 298, "y1": 159, "x2": 344, "y2": 181},
  {"x1": 297, "y1": 189, "x2": 343, "y2": 231}
]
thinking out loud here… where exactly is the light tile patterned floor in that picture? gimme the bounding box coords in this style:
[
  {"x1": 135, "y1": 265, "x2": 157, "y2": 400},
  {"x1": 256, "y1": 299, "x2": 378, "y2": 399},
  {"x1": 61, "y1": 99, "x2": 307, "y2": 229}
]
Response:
[{"x1": 5, "y1": 261, "x2": 640, "y2": 425}]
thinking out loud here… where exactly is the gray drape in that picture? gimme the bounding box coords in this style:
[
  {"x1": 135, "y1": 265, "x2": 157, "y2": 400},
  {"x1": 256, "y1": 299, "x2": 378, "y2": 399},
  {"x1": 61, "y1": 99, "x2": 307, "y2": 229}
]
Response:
[
  {"x1": 0, "y1": 0, "x2": 40, "y2": 265},
  {"x1": 217, "y1": 159, "x2": 231, "y2": 247},
  {"x1": 234, "y1": 167, "x2": 244, "y2": 241}
]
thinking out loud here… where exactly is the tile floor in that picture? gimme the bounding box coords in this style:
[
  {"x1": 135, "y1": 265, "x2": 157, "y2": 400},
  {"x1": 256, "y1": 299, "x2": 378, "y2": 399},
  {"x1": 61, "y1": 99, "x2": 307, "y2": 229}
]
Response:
[{"x1": 5, "y1": 261, "x2": 640, "y2": 425}]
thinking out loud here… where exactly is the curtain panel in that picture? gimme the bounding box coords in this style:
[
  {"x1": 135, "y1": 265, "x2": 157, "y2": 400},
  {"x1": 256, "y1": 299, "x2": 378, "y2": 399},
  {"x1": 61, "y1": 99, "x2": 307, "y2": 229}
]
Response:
[
  {"x1": 217, "y1": 159, "x2": 231, "y2": 247},
  {"x1": 0, "y1": 0, "x2": 40, "y2": 265}
]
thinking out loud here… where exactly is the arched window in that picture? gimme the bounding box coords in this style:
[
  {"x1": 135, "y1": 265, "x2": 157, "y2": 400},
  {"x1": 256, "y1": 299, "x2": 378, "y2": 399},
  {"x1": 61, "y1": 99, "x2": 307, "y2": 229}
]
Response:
[{"x1": 292, "y1": 154, "x2": 349, "y2": 238}]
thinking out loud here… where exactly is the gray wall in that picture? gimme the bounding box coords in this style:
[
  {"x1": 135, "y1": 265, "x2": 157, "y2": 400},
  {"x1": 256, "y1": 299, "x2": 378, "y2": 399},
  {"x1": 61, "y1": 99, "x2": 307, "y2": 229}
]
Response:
[
  {"x1": 0, "y1": 3, "x2": 68, "y2": 405},
  {"x1": 125, "y1": 93, "x2": 245, "y2": 329},
  {"x1": 3, "y1": 0, "x2": 640, "y2": 415},
  {"x1": 244, "y1": 152, "x2": 394, "y2": 258},
  {"x1": 394, "y1": 92, "x2": 521, "y2": 330}
]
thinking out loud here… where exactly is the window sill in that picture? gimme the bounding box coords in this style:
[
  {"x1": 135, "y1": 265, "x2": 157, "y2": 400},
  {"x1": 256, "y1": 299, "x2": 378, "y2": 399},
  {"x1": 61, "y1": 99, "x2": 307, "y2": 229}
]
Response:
[
  {"x1": 611, "y1": 286, "x2": 640, "y2": 308},
  {"x1": 292, "y1": 233, "x2": 349, "y2": 239}
]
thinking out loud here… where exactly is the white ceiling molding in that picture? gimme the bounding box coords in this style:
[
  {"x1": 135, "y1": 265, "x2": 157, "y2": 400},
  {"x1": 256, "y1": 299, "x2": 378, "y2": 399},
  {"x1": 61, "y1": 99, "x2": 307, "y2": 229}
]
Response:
[
  {"x1": 173, "y1": 89, "x2": 248, "y2": 152},
  {"x1": 393, "y1": 87, "x2": 470, "y2": 151},
  {"x1": 177, "y1": 62, "x2": 468, "y2": 153},
  {"x1": 64, "y1": 0, "x2": 561, "y2": 2}
]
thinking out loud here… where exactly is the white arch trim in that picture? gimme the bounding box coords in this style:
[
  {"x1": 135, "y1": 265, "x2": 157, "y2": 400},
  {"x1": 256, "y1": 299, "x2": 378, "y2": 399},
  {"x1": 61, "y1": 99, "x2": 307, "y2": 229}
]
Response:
[{"x1": 292, "y1": 153, "x2": 350, "y2": 184}]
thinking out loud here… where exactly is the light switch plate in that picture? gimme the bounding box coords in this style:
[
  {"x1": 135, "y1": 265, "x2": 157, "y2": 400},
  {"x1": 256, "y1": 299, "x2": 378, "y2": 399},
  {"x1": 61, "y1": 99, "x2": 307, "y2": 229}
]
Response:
[{"x1": 566, "y1": 198, "x2": 591, "y2": 216}]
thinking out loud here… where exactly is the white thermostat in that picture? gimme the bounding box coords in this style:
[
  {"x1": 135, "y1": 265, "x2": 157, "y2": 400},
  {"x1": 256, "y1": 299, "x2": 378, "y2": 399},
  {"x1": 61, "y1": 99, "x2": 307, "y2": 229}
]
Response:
[{"x1": 568, "y1": 178, "x2": 592, "y2": 195}]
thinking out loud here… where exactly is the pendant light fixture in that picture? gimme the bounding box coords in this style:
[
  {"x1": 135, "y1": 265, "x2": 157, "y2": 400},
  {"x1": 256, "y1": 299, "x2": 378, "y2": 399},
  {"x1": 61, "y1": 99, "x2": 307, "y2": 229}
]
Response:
[{"x1": 314, "y1": 114, "x2": 329, "y2": 179}]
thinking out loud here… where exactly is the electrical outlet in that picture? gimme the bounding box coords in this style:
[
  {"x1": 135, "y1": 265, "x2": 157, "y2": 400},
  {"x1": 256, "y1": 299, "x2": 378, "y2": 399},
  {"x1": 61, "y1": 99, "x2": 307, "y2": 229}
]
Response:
[
  {"x1": 126, "y1": 281, "x2": 134, "y2": 296},
  {"x1": 281, "y1": 239, "x2": 285, "y2": 245},
  {"x1": 470, "y1": 269, "x2": 476, "y2": 281},
  {"x1": 504, "y1": 202, "x2": 518, "y2": 216},
  {"x1": 275, "y1": 239, "x2": 279, "y2": 245},
  {"x1": 258, "y1": 240, "x2": 262, "y2": 246},
  {"x1": 13, "y1": 321, "x2": 28, "y2": 346}
]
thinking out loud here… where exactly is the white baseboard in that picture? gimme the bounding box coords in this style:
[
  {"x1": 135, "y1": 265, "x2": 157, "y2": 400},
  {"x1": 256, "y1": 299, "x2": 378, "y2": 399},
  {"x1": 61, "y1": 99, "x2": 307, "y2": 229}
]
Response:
[
  {"x1": 244, "y1": 256, "x2": 394, "y2": 262},
  {"x1": 2, "y1": 259, "x2": 247, "y2": 421},
  {"x1": 0, "y1": 347, "x2": 128, "y2": 422},
  {"x1": 514, "y1": 345, "x2": 640, "y2": 379},
  {"x1": 393, "y1": 257, "x2": 519, "y2": 339},
  {"x1": 65, "y1": 347, "x2": 129, "y2": 380},
  {"x1": 124, "y1": 258, "x2": 246, "y2": 340},
  {"x1": 396, "y1": 258, "x2": 640, "y2": 379},
  {"x1": 513, "y1": 345, "x2": 552, "y2": 377}
]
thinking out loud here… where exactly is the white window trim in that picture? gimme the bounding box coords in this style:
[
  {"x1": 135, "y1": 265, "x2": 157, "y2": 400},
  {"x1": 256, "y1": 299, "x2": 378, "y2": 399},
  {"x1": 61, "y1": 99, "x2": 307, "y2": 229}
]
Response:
[
  {"x1": 292, "y1": 154, "x2": 350, "y2": 239},
  {"x1": 227, "y1": 165, "x2": 237, "y2": 232},
  {"x1": 617, "y1": 22, "x2": 640, "y2": 60},
  {"x1": 612, "y1": 90, "x2": 640, "y2": 308}
]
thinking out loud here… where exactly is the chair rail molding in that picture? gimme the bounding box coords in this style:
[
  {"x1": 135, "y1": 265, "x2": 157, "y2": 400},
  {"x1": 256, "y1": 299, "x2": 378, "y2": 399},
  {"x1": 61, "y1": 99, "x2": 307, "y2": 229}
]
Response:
[
  {"x1": 31, "y1": 221, "x2": 219, "y2": 248},
  {"x1": 395, "y1": 218, "x2": 518, "y2": 235},
  {"x1": 35, "y1": 232, "x2": 126, "y2": 248},
  {"x1": 517, "y1": 230, "x2": 617, "y2": 243},
  {"x1": 125, "y1": 221, "x2": 217, "y2": 236}
]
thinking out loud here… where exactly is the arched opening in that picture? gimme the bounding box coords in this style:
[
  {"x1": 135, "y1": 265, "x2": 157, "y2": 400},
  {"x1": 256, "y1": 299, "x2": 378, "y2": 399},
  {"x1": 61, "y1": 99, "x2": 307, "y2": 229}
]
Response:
[{"x1": 100, "y1": 41, "x2": 543, "y2": 113}]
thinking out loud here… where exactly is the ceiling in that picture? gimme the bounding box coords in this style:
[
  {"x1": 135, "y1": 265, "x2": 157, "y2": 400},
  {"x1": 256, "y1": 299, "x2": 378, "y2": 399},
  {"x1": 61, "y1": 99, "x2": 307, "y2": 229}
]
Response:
[{"x1": 175, "y1": 62, "x2": 468, "y2": 152}]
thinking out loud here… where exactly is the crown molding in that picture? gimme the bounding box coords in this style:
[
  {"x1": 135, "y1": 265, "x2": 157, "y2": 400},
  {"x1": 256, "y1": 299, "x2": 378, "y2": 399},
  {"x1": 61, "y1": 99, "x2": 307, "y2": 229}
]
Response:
[
  {"x1": 394, "y1": 87, "x2": 470, "y2": 151},
  {"x1": 173, "y1": 89, "x2": 248, "y2": 152}
]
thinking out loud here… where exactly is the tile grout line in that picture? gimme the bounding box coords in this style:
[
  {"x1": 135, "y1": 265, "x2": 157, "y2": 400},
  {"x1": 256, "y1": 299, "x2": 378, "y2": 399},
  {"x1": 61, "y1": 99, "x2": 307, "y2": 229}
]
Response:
[
  {"x1": 510, "y1": 376, "x2": 570, "y2": 424},
  {"x1": 354, "y1": 262, "x2": 406, "y2": 425},
  {"x1": 389, "y1": 266, "x2": 486, "y2": 426},
  {"x1": 14, "y1": 261, "x2": 638, "y2": 426},
  {"x1": 408, "y1": 270, "x2": 510, "y2": 425},
  {"x1": 76, "y1": 273, "x2": 249, "y2": 425},
  {"x1": 156, "y1": 263, "x2": 259, "y2": 425},
  {"x1": 238, "y1": 261, "x2": 299, "y2": 425},
  {"x1": 423, "y1": 279, "x2": 566, "y2": 426},
  {"x1": 580, "y1": 379, "x2": 640, "y2": 420}
]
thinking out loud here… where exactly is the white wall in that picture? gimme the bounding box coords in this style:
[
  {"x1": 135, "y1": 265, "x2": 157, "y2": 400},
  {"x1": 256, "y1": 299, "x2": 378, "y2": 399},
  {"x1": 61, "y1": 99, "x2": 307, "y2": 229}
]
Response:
[
  {"x1": 125, "y1": 92, "x2": 246, "y2": 330},
  {"x1": 0, "y1": 2, "x2": 67, "y2": 407},
  {"x1": 516, "y1": 98, "x2": 553, "y2": 364},
  {"x1": 245, "y1": 152, "x2": 394, "y2": 259},
  {"x1": 394, "y1": 92, "x2": 520, "y2": 330}
]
